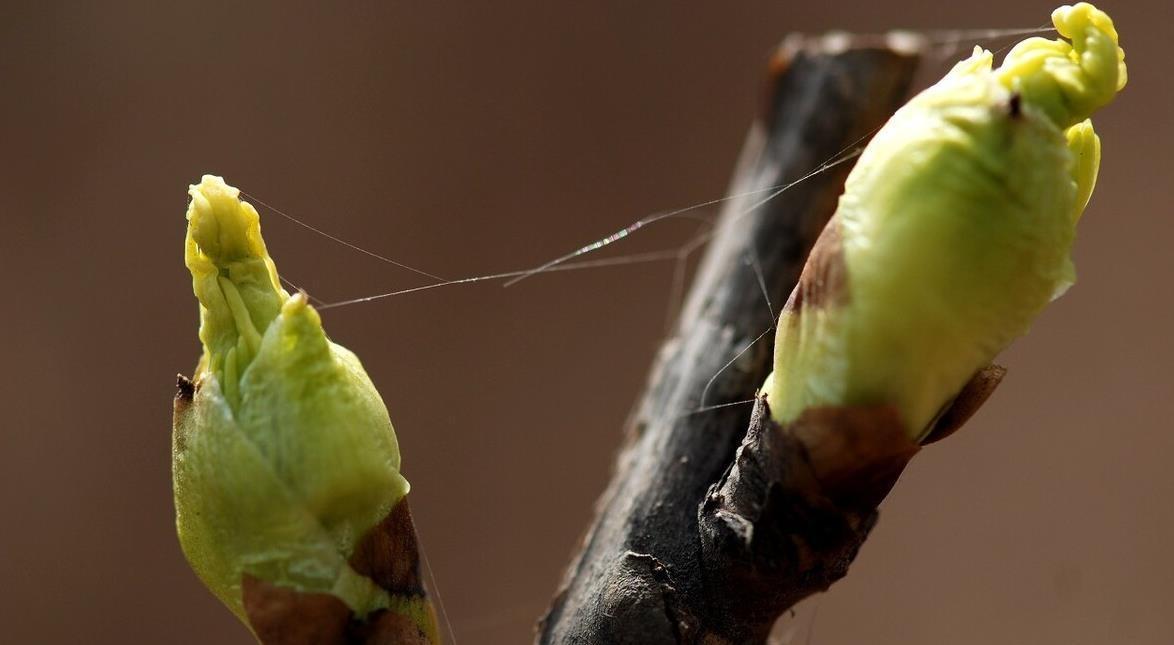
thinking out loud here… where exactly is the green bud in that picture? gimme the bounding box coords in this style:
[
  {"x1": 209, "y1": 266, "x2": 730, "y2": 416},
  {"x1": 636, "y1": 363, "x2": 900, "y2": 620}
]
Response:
[
  {"x1": 173, "y1": 176, "x2": 410, "y2": 627},
  {"x1": 765, "y1": 3, "x2": 1125, "y2": 439}
]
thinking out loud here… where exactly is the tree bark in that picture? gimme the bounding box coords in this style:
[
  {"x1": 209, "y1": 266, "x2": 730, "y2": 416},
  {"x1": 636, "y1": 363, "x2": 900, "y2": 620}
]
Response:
[{"x1": 537, "y1": 34, "x2": 927, "y2": 644}]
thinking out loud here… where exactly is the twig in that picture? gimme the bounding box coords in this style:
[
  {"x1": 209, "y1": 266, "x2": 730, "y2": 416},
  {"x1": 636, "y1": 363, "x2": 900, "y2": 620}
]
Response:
[{"x1": 537, "y1": 34, "x2": 925, "y2": 644}]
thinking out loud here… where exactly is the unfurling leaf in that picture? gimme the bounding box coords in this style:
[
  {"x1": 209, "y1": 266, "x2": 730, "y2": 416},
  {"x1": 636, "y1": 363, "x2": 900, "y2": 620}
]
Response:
[{"x1": 764, "y1": 3, "x2": 1126, "y2": 440}]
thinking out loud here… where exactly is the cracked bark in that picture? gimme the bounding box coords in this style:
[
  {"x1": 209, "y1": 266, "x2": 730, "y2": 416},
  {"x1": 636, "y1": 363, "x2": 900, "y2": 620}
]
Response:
[{"x1": 536, "y1": 34, "x2": 937, "y2": 644}]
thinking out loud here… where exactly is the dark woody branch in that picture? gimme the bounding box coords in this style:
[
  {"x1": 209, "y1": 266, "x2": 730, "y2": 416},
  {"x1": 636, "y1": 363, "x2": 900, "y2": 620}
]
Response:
[{"x1": 536, "y1": 34, "x2": 966, "y2": 644}]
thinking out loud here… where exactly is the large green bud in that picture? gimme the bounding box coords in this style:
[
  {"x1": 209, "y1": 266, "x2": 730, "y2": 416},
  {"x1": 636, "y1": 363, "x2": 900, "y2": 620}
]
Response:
[
  {"x1": 765, "y1": 3, "x2": 1126, "y2": 439},
  {"x1": 173, "y1": 176, "x2": 411, "y2": 628}
]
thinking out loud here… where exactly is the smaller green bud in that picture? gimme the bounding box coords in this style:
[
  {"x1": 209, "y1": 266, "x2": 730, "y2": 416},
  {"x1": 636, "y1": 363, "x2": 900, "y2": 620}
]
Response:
[{"x1": 173, "y1": 176, "x2": 410, "y2": 629}]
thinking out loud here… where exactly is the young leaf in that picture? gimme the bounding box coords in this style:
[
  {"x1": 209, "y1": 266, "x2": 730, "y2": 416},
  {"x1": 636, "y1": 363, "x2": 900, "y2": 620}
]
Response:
[{"x1": 765, "y1": 3, "x2": 1126, "y2": 440}]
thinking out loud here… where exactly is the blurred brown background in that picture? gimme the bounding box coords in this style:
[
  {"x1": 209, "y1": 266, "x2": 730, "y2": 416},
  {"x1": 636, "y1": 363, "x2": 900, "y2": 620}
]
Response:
[{"x1": 2, "y1": 1, "x2": 1171, "y2": 643}]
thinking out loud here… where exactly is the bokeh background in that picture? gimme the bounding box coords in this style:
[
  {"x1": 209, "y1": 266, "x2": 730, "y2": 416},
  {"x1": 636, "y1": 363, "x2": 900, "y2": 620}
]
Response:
[{"x1": 3, "y1": 1, "x2": 1171, "y2": 643}]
